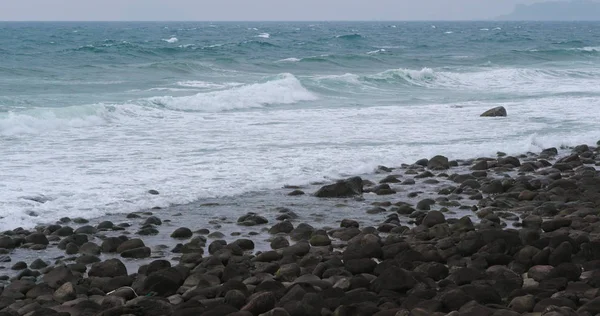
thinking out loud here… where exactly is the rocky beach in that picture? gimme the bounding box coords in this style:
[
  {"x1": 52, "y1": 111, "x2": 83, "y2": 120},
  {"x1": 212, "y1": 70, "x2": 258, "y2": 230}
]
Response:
[{"x1": 0, "y1": 140, "x2": 599, "y2": 316}]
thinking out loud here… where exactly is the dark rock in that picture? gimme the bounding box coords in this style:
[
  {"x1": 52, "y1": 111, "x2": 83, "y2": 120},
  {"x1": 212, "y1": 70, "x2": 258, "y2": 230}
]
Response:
[
  {"x1": 270, "y1": 236, "x2": 289, "y2": 250},
  {"x1": 422, "y1": 211, "x2": 446, "y2": 227},
  {"x1": 43, "y1": 265, "x2": 77, "y2": 289},
  {"x1": 341, "y1": 219, "x2": 359, "y2": 228},
  {"x1": 117, "y1": 238, "x2": 145, "y2": 253},
  {"x1": 11, "y1": 261, "x2": 27, "y2": 270},
  {"x1": 102, "y1": 236, "x2": 126, "y2": 253},
  {"x1": 428, "y1": 155, "x2": 450, "y2": 170},
  {"x1": 344, "y1": 258, "x2": 377, "y2": 274},
  {"x1": 371, "y1": 266, "x2": 416, "y2": 293},
  {"x1": 343, "y1": 234, "x2": 382, "y2": 261},
  {"x1": 25, "y1": 233, "x2": 49, "y2": 245},
  {"x1": 97, "y1": 221, "x2": 114, "y2": 230},
  {"x1": 144, "y1": 216, "x2": 162, "y2": 226},
  {"x1": 288, "y1": 190, "x2": 305, "y2": 196},
  {"x1": 74, "y1": 225, "x2": 97, "y2": 234},
  {"x1": 29, "y1": 258, "x2": 48, "y2": 270},
  {"x1": 79, "y1": 242, "x2": 101, "y2": 255},
  {"x1": 309, "y1": 234, "x2": 331, "y2": 246},
  {"x1": 241, "y1": 292, "x2": 277, "y2": 315},
  {"x1": 549, "y1": 241, "x2": 573, "y2": 267},
  {"x1": 89, "y1": 258, "x2": 128, "y2": 278},
  {"x1": 237, "y1": 213, "x2": 269, "y2": 226},
  {"x1": 121, "y1": 247, "x2": 151, "y2": 259},
  {"x1": 171, "y1": 227, "x2": 193, "y2": 239},
  {"x1": 480, "y1": 106, "x2": 507, "y2": 117},
  {"x1": 289, "y1": 223, "x2": 315, "y2": 241},
  {"x1": 314, "y1": 176, "x2": 363, "y2": 198},
  {"x1": 541, "y1": 218, "x2": 572, "y2": 232},
  {"x1": 53, "y1": 282, "x2": 76, "y2": 302},
  {"x1": 269, "y1": 221, "x2": 294, "y2": 234}
]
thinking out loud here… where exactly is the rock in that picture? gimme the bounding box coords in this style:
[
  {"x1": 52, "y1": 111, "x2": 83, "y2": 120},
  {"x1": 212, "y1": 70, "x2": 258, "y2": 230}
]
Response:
[
  {"x1": 25, "y1": 233, "x2": 49, "y2": 245},
  {"x1": 480, "y1": 106, "x2": 507, "y2": 117},
  {"x1": 102, "y1": 237, "x2": 126, "y2": 253},
  {"x1": 343, "y1": 234, "x2": 382, "y2": 261},
  {"x1": 288, "y1": 190, "x2": 305, "y2": 196},
  {"x1": 428, "y1": 155, "x2": 450, "y2": 170},
  {"x1": 314, "y1": 176, "x2": 363, "y2": 198},
  {"x1": 97, "y1": 221, "x2": 115, "y2": 230},
  {"x1": 309, "y1": 234, "x2": 331, "y2": 246},
  {"x1": 0, "y1": 236, "x2": 15, "y2": 249},
  {"x1": 341, "y1": 219, "x2": 359, "y2": 228},
  {"x1": 140, "y1": 267, "x2": 185, "y2": 297},
  {"x1": 29, "y1": 259, "x2": 48, "y2": 270},
  {"x1": 171, "y1": 227, "x2": 193, "y2": 239},
  {"x1": 117, "y1": 238, "x2": 145, "y2": 253},
  {"x1": 224, "y1": 290, "x2": 247, "y2": 309},
  {"x1": 238, "y1": 213, "x2": 269, "y2": 226},
  {"x1": 422, "y1": 211, "x2": 446, "y2": 227},
  {"x1": 148, "y1": 189, "x2": 159, "y2": 195},
  {"x1": 416, "y1": 199, "x2": 435, "y2": 210},
  {"x1": 549, "y1": 241, "x2": 573, "y2": 266},
  {"x1": 43, "y1": 265, "x2": 77, "y2": 289},
  {"x1": 289, "y1": 223, "x2": 314, "y2": 241},
  {"x1": 144, "y1": 216, "x2": 162, "y2": 226},
  {"x1": 344, "y1": 258, "x2": 377, "y2": 274},
  {"x1": 121, "y1": 247, "x2": 151, "y2": 259},
  {"x1": 268, "y1": 221, "x2": 294, "y2": 234},
  {"x1": 371, "y1": 266, "x2": 416, "y2": 292},
  {"x1": 541, "y1": 218, "x2": 572, "y2": 232},
  {"x1": 89, "y1": 259, "x2": 128, "y2": 278},
  {"x1": 241, "y1": 292, "x2": 277, "y2": 315},
  {"x1": 79, "y1": 242, "x2": 101, "y2": 255},
  {"x1": 276, "y1": 263, "x2": 301, "y2": 282},
  {"x1": 53, "y1": 282, "x2": 76, "y2": 302},
  {"x1": 74, "y1": 225, "x2": 97, "y2": 234},
  {"x1": 270, "y1": 236, "x2": 289, "y2": 250},
  {"x1": 11, "y1": 261, "x2": 27, "y2": 270},
  {"x1": 509, "y1": 295, "x2": 535, "y2": 313}
]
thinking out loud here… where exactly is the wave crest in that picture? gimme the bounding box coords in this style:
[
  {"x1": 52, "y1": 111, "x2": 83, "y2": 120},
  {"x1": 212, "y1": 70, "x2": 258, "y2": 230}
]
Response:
[{"x1": 148, "y1": 73, "x2": 318, "y2": 112}]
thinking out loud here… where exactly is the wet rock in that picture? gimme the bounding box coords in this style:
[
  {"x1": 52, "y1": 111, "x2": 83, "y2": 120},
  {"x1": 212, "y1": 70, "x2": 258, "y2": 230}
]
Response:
[
  {"x1": 422, "y1": 211, "x2": 446, "y2": 227},
  {"x1": 53, "y1": 282, "x2": 76, "y2": 302},
  {"x1": 269, "y1": 221, "x2": 294, "y2": 234},
  {"x1": 343, "y1": 234, "x2": 382, "y2": 261},
  {"x1": 121, "y1": 247, "x2": 151, "y2": 259},
  {"x1": 549, "y1": 241, "x2": 573, "y2": 266},
  {"x1": 144, "y1": 216, "x2": 162, "y2": 225},
  {"x1": 541, "y1": 218, "x2": 572, "y2": 232},
  {"x1": 25, "y1": 233, "x2": 49, "y2": 245},
  {"x1": 309, "y1": 234, "x2": 331, "y2": 246},
  {"x1": 102, "y1": 236, "x2": 127, "y2": 253},
  {"x1": 171, "y1": 227, "x2": 193, "y2": 239},
  {"x1": 509, "y1": 294, "x2": 535, "y2": 313},
  {"x1": 341, "y1": 219, "x2": 359, "y2": 228},
  {"x1": 0, "y1": 236, "x2": 15, "y2": 249},
  {"x1": 89, "y1": 258, "x2": 128, "y2": 278},
  {"x1": 74, "y1": 225, "x2": 97, "y2": 235},
  {"x1": 238, "y1": 213, "x2": 269, "y2": 226},
  {"x1": 11, "y1": 261, "x2": 27, "y2": 270},
  {"x1": 117, "y1": 238, "x2": 145, "y2": 253},
  {"x1": 29, "y1": 258, "x2": 48, "y2": 270},
  {"x1": 428, "y1": 155, "x2": 450, "y2": 170},
  {"x1": 288, "y1": 189, "x2": 305, "y2": 196},
  {"x1": 79, "y1": 242, "x2": 101, "y2": 255},
  {"x1": 480, "y1": 106, "x2": 507, "y2": 117},
  {"x1": 148, "y1": 189, "x2": 160, "y2": 195},
  {"x1": 43, "y1": 265, "x2": 77, "y2": 289},
  {"x1": 97, "y1": 221, "x2": 114, "y2": 230},
  {"x1": 371, "y1": 265, "x2": 416, "y2": 293},
  {"x1": 270, "y1": 236, "x2": 289, "y2": 250},
  {"x1": 289, "y1": 223, "x2": 315, "y2": 241},
  {"x1": 314, "y1": 176, "x2": 363, "y2": 198}
]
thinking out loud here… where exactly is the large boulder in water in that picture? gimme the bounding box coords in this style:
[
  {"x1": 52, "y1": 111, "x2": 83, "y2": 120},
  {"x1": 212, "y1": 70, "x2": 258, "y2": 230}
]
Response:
[
  {"x1": 314, "y1": 176, "x2": 363, "y2": 198},
  {"x1": 480, "y1": 106, "x2": 507, "y2": 117}
]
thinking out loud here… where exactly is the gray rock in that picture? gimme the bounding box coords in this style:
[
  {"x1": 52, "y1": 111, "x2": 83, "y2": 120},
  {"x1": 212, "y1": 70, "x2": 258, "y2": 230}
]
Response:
[
  {"x1": 53, "y1": 282, "x2": 76, "y2": 302},
  {"x1": 314, "y1": 176, "x2": 363, "y2": 198},
  {"x1": 428, "y1": 155, "x2": 450, "y2": 170},
  {"x1": 171, "y1": 227, "x2": 193, "y2": 239},
  {"x1": 269, "y1": 221, "x2": 294, "y2": 234},
  {"x1": 121, "y1": 247, "x2": 151, "y2": 259},
  {"x1": 270, "y1": 236, "x2": 289, "y2": 250},
  {"x1": 480, "y1": 106, "x2": 507, "y2": 117},
  {"x1": 89, "y1": 258, "x2": 128, "y2": 278}
]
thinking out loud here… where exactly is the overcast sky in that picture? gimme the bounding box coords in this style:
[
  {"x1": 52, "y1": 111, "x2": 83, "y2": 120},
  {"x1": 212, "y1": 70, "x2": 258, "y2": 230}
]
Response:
[{"x1": 0, "y1": 0, "x2": 550, "y2": 21}]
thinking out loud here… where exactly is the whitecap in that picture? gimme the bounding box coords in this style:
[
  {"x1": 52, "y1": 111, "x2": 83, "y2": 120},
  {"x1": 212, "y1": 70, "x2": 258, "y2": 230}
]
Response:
[
  {"x1": 445, "y1": 31, "x2": 454, "y2": 34},
  {"x1": 257, "y1": 33, "x2": 270, "y2": 38},
  {"x1": 150, "y1": 73, "x2": 317, "y2": 112},
  {"x1": 176, "y1": 81, "x2": 243, "y2": 89},
  {"x1": 162, "y1": 37, "x2": 179, "y2": 43},
  {"x1": 367, "y1": 49, "x2": 386, "y2": 55},
  {"x1": 277, "y1": 57, "x2": 301, "y2": 63}
]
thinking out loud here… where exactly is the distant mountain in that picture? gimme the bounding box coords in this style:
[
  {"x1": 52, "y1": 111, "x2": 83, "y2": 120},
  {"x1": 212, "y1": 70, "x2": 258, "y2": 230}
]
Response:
[{"x1": 498, "y1": 0, "x2": 600, "y2": 20}]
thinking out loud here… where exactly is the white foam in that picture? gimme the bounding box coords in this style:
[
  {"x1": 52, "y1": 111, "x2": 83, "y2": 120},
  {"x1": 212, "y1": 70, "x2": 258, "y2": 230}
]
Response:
[
  {"x1": 576, "y1": 46, "x2": 600, "y2": 52},
  {"x1": 257, "y1": 33, "x2": 270, "y2": 38},
  {"x1": 367, "y1": 49, "x2": 386, "y2": 55},
  {"x1": 163, "y1": 37, "x2": 178, "y2": 43},
  {"x1": 176, "y1": 81, "x2": 243, "y2": 89},
  {"x1": 480, "y1": 28, "x2": 490, "y2": 31},
  {"x1": 277, "y1": 57, "x2": 301, "y2": 63},
  {"x1": 150, "y1": 74, "x2": 317, "y2": 112},
  {"x1": 445, "y1": 31, "x2": 454, "y2": 34}
]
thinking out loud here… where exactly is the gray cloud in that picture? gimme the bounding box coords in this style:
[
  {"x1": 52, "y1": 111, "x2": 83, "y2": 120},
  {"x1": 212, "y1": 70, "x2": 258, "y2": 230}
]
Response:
[{"x1": 0, "y1": 0, "x2": 547, "y2": 21}]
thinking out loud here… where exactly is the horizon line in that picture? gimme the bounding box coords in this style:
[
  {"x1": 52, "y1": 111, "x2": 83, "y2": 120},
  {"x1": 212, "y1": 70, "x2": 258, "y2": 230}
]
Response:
[{"x1": 1, "y1": 19, "x2": 600, "y2": 23}]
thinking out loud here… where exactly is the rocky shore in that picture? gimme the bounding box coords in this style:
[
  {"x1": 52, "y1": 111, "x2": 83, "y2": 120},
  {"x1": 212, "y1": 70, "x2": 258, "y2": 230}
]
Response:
[{"x1": 1, "y1": 141, "x2": 600, "y2": 316}]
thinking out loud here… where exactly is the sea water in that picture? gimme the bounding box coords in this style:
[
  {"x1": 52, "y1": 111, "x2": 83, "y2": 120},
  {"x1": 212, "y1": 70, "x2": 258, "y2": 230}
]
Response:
[{"x1": 1, "y1": 21, "x2": 600, "y2": 229}]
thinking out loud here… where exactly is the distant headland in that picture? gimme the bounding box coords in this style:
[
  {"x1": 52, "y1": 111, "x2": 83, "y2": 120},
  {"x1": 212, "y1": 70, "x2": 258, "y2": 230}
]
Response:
[{"x1": 497, "y1": 0, "x2": 600, "y2": 21}]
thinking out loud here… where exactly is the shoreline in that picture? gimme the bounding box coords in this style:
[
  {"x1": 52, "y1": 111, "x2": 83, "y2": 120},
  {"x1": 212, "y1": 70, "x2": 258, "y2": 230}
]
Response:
[{"x1": 1, "y1": 141, "x2": 600, "y2": 315}]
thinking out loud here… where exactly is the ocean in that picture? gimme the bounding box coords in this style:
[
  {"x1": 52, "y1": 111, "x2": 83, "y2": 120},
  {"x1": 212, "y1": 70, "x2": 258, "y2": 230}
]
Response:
[{"x1": 1, "y1": 21, "x2": 600, "y2": 230}]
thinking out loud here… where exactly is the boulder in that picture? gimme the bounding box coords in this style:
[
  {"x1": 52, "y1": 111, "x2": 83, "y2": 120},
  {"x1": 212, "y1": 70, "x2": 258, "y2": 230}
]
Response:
[
  {"x1": 89, "y1": 259, "x2": 128, "y2": 278},
  {"x1": 480, "y1": 106, "x2": 507, "y2": 117},
  {"x1": 314, "y1": 177, "x2": 363, "y2": 198},
  {"x1": 428, "y1": 155, "x2": 450, "y2": 170}
]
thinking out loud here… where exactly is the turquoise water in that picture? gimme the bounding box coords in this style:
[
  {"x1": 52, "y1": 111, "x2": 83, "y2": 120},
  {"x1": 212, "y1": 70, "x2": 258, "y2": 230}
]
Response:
[{"x1": 1, "y1": 21, "x2": 600, "y2": 228}]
